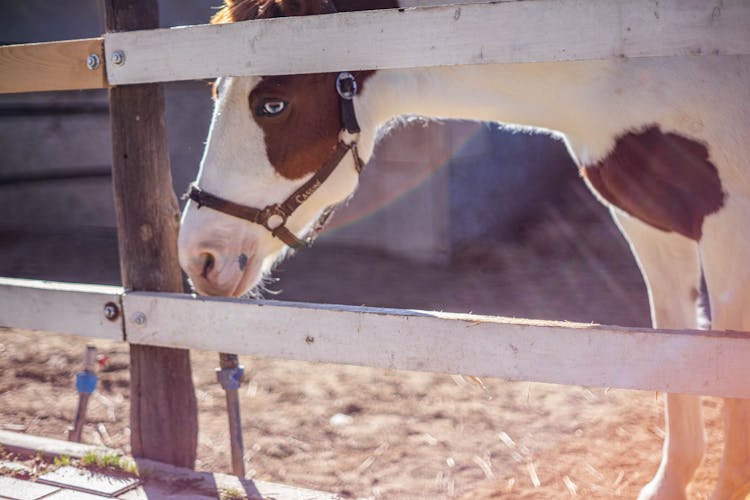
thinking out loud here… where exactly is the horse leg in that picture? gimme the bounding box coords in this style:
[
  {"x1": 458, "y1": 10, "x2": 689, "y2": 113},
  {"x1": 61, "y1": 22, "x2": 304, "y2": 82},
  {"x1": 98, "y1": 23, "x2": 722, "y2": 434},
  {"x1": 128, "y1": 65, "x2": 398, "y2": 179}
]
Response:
[
  {"x1": 611, "y1": 211, "x2": 705, "y2": 500},
  {"x1": 711, "y1": 399, "x2": 750, "y2": 499},
  {"x1": 699, "y1": 203, "x2": 750, "y2": 500}
]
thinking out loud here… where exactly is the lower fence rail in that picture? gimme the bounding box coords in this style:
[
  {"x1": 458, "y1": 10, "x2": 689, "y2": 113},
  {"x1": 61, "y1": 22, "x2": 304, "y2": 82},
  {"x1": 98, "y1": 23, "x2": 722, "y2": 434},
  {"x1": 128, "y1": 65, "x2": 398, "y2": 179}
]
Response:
[{"x1": 1, "y1": 277, "x2": 748, "y2": 398}]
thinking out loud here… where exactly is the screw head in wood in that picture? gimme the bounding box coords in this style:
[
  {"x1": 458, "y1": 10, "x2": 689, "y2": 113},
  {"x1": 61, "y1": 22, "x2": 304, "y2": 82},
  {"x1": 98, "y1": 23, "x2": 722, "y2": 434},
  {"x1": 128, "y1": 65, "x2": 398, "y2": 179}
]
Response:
[
  {"x1": 112, "y1": 50, "x2": 126, "y2": 66},
  {"x1": 86, "y1": 53, "x2": 100, "y2": 71},
  {"x1": 132, "y1": 311, "x2": 147, "y2": 326},
  {"x1": 103, "y1": 302, "x2": 120, "y2": 321}
]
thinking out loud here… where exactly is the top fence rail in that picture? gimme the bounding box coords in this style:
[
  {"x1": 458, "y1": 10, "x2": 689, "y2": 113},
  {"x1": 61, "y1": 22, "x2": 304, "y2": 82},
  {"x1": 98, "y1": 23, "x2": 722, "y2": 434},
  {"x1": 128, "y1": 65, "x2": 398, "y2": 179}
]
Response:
[
  {"x1": 1, "y1": 0, "x2": 749, "y2": 93},
  {"x1": 104, "y1": 0, "x2": 750, "y2": 85}
]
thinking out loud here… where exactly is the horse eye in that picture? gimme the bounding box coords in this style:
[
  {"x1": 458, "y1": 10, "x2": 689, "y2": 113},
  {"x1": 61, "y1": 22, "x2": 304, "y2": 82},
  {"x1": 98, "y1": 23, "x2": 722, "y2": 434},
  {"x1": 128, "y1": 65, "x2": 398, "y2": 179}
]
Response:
[{"x1": 258, "y1": 100, "x2": 287, "y2": 116}]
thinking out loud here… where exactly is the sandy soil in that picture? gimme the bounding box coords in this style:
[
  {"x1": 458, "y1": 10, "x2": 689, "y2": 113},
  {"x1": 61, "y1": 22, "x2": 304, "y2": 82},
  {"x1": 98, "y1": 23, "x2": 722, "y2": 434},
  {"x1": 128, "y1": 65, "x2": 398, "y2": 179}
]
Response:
[{"x1": 0, "y1": 171, "x2": 727, "y2": 498}]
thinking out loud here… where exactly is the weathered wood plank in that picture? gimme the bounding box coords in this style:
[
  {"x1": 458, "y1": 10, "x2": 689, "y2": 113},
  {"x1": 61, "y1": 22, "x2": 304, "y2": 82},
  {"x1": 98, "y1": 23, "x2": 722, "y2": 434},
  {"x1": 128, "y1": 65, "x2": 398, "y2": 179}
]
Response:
[
  {"x1": 0, "y1": 278, "x2": 122, "y2": 340},
  {"x1": 2, "y1": 278, "x2": 748, "y2": 398},
  {"x1": 123, "y1": 292, "x2": 750, "y2": 399},
  {"x1": 104, "y1": 0, "x2": 750, "y2": 85},
  {"x1": 0, "y1": 39, "x2": 106, "y2": 94},
  {"x1": 104, "y1": 0, "x2": 198, "y2": 470}
]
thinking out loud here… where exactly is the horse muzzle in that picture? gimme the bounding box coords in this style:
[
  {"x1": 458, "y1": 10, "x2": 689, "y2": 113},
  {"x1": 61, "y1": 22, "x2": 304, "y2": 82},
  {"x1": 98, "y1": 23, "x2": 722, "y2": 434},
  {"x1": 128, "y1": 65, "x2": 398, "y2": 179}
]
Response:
[{"x1": 178, "y1": 221, "x2": 262, "y2": 297}]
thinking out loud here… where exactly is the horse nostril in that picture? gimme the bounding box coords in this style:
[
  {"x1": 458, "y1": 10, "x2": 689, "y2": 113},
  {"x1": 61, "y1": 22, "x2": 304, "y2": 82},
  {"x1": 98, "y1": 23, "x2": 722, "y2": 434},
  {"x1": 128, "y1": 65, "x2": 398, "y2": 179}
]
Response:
[{"x1": 199, "y1": 252, "x2": 215, "y2": 279}]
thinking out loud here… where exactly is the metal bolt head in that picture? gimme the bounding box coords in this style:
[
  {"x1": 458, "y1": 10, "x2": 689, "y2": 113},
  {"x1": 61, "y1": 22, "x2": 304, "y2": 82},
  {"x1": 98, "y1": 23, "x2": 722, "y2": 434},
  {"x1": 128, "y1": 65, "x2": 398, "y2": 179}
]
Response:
[
  {"x1": 86, "y1": 53, "x2": 100, "y2": 71},
  {"x1": 112, "y1": 50, "x2": 126, "y2": 66},
  {"x1": 103, "y1": 302, "x2": 120, "y2": 321},
  {"x1": 336, "y1": 72, "x2": 358, "y2": 100},
  {"x1": 132, "y1": 311, "x2": 147, "y2": 326}
]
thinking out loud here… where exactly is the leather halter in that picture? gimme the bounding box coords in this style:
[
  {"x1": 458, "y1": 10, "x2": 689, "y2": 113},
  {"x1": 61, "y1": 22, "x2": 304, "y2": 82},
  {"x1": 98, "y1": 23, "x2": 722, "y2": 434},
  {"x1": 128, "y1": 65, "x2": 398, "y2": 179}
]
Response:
[{"x1": 187, "y1": 72, "x2": 363, "y2": 249}]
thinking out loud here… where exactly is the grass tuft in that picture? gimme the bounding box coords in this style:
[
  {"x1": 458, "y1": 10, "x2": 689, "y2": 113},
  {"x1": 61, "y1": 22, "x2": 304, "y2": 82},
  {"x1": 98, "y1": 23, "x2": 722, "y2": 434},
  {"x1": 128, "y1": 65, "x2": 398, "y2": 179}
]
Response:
[
  {"x1": 80, "y1": 451, "x2": 138, "y2": 475},
  {"x1": 219, "y1": 487, "x2": 248, "y2": 500},
  {"x1": 53, "y1": 455, "x2": 73, "y2": 468}
]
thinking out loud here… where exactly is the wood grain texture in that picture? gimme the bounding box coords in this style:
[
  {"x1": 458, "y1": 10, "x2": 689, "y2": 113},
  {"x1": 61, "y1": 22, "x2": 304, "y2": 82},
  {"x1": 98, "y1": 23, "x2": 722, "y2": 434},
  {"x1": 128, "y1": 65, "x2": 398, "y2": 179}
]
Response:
[
  {"x1": 0, "y1": 38, "x2": 106, "y2": 94},
  {"x1": 104, "y1": 0, "x2": 198, "y2": 469},
  {"x1": 104, "y1": 0, "x2": 750, "y2": 85},
  {"x1": 123, "y1": 293, "x2": 750, "y2": 399}
]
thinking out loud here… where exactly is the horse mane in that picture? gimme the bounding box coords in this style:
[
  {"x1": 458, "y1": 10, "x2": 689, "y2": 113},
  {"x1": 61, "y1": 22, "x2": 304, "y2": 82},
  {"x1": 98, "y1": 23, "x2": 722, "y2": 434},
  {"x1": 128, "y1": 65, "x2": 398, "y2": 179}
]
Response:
[{"x1": 211, "y1": 0, "x2": 398, "y2": 23}]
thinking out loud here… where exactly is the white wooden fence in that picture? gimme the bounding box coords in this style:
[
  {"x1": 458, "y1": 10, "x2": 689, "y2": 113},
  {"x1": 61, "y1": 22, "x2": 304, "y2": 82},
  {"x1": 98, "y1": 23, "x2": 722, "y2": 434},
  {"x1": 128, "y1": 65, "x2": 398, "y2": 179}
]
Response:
[
  {"x1": 2, "y1": 277, "x2": 750, "y2": 398},
  {"x1": 1, "y1": 0, "x2": 750, "y2": 402}
]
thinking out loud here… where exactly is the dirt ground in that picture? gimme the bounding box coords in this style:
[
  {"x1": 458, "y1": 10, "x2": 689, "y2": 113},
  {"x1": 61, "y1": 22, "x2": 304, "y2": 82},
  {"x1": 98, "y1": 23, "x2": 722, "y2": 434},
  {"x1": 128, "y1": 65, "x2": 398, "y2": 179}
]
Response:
[{"x1": 0, "y1": 171, "x2": 727, "y2": 499}]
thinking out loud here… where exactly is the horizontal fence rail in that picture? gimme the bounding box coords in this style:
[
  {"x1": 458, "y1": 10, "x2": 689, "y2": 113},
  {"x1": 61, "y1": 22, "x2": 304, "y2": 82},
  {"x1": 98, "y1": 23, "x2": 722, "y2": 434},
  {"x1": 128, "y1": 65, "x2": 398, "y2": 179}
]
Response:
[
  {"x1": 0, "y1": 278, "x2": 122, "y2": 340},
  {"x1": 103, "y1": 0, "x2": 750, "y2": 85},
  {"x1": 0, "y1": 38, "x2": 106, "y2": 94},
  {"x1": 1, "y1": 278, "x2": 749, "y2": 399},
  {"x1": 1, "y1": 1, "x2": 748, "y2": 93}
]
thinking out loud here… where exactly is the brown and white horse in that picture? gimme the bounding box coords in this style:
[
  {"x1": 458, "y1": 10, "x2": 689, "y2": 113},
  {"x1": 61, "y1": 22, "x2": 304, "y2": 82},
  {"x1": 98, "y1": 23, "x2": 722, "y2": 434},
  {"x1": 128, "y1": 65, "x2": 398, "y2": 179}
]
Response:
[{"x1": 178, "y1": 0, "x2": 750, "y2": 497}]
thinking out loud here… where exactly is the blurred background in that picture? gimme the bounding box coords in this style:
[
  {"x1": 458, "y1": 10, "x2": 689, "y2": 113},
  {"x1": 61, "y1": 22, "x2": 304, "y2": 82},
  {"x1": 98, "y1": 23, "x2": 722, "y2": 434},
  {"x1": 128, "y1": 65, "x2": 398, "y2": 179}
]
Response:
[{"x1": 0, "y1": 0, "x2": 649, "y2": 327}]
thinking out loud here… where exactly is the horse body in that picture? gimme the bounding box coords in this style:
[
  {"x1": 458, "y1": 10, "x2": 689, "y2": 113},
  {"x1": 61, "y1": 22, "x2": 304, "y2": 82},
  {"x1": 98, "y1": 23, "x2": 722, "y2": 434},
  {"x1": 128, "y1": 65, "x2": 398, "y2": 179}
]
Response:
[{"x1": 177, "y1": 1, "x2": 750, "y2": 497}]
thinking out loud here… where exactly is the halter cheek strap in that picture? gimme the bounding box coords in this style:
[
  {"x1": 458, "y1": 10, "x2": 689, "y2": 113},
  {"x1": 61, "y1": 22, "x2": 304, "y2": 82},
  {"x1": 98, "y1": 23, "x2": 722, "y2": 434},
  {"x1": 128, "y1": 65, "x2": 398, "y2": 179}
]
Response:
[
  {"x1": 337, "y1": 72, "x2": 360, "y2": 134},
  {"x1": 187, "y1": 140, "x2": 360, "y2": 248},
  {"x1": 186, "y1": 72, "x2": 364, "y2": 249}
]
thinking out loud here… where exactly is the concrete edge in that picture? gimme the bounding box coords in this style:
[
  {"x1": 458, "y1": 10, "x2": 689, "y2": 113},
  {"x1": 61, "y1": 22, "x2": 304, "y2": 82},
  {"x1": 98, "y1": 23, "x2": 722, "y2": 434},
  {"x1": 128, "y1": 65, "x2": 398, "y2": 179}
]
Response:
[{"x1": 0, "y1": 431, "x2": 345, "y2": 499}]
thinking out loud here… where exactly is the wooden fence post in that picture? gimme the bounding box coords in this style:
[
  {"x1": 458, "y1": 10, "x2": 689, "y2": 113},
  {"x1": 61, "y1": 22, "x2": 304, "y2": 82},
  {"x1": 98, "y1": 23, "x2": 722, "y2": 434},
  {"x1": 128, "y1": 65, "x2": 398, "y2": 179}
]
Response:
[{"x1": 103, "y1": 0, "x2": 198, "y2": 468}]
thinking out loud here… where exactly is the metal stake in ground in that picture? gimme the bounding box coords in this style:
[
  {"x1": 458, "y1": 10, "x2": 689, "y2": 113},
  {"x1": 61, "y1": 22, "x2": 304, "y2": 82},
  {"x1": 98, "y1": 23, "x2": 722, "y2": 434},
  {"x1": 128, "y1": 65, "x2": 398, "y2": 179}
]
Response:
[
  {"x1": 217, "y1": 353, "x2": 245, "y2": 477},
  {"x1": 68, "y1": 345, "x2": 97, "y2": 442}
]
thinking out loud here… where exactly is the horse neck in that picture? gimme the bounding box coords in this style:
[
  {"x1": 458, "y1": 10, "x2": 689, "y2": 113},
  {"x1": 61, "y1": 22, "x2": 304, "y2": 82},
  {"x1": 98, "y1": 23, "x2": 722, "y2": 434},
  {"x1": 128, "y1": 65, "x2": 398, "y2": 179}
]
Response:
[{"x1": 354, "y1": 61, "x2": 619, "y2": 165}]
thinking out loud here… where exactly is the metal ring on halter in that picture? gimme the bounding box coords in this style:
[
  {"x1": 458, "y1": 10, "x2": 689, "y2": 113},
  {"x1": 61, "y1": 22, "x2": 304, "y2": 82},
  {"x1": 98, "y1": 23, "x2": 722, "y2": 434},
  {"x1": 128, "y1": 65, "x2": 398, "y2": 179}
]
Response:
[
  {"x1": 259, "y1": 204, "x2": 288, "y2": 231},
  {"x1": 336, "y1": 72, "x2": 358, "y2": 100}
]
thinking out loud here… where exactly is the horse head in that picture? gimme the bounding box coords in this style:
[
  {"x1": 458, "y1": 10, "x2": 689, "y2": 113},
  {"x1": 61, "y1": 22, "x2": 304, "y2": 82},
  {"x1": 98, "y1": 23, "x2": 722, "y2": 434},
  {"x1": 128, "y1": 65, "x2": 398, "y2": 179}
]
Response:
[{"x1": 178, "y1": 0, "x2": 394, "y2": 297}]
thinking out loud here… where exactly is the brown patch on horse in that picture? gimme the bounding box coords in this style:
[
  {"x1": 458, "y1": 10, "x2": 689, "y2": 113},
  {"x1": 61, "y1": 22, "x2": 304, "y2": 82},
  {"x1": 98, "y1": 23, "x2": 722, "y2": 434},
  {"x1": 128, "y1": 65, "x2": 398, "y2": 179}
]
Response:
[
  {"x1": 251, "y1": 69, "x2": 383, "y2": 179},
  {"x1": 582, "y1": 126, "x2": 725, "y2": 240},
  {"x1": 249, "y1": 73, "x2": 343, "y2": 179}
]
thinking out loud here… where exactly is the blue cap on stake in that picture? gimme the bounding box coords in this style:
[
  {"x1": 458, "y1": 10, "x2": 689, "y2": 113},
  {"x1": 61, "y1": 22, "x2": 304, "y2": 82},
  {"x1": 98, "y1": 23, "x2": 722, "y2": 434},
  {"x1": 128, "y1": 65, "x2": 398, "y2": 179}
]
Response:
[{"x1": 76, "y1": 370, "x2": 98, "y2": 394}]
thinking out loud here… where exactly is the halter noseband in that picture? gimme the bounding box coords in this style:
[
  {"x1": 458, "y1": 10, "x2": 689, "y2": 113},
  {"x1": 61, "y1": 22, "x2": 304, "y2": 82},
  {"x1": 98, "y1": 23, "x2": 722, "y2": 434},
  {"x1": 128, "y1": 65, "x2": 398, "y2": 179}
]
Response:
[{"x1": 186, "y1": 72, "x2": 363, "y2": 249}]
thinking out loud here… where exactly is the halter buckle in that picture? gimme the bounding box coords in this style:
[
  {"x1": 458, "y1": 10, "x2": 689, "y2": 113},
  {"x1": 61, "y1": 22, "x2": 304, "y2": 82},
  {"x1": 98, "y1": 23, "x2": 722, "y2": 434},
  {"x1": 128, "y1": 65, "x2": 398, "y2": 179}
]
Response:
[
  {"x1": 259, "y1": 204, "x2": 287, "y2": 231},
  {"x1": 336, "y1": 72, "x2": 357, "y2": 100}
]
